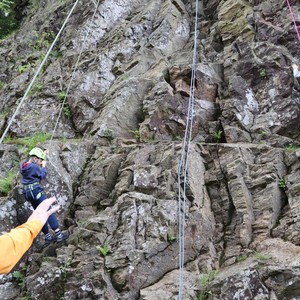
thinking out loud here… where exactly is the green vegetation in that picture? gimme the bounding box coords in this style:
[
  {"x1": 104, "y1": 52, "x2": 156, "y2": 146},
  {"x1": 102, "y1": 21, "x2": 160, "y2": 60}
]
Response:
[
  {"x1": 259, "y1": 130, "x2": 267, "y2": 137},
  {"x1": 130, "y1": 129, "x2": 140, "y2": 141},
  {"x1": 103, "y1": 129, "x2": 113, "y2": 141},
  {"x1": 28, "y1": 82, "x2": 43, "y2": 95},
  {"x1": 0, "y1": 171, "x2": 16, "y2": 195},
  {"x1": 278, "y1": 178, "x2": 287, "y2": 190},
  {"x1": 259, "y1": 68, "x2": 267, "y2": 78},
  {"x1": 19, "y1": 64, "x2": 31, "y2": 74},
  {"x1": 255, "y1": 252, "x2": 271, "y2": 261},
  {"x1": 0, "y1": 81, "x2": 6, "y2": 89},
  {"x1": 56, "y1": 91, "x2": 72, "y2": 118},
  {"x1": 212, "y1": 130, "x2": 222, "y2": 142},
  {"x1": 197, "y1": 269, "x2": 218, "y2": 300},
  {"x1": 97, "y1": 242, "x2": 109, "y2": 257},
  {"x1": 59, "y1": 257, "x2": 71, "y2": 280},
  {"x1": 197, "y1": 291, "x2": 212, "y2": 300},
  {"x1": 4, "y1": 132, "x2": 51, "y2": 152},
  {"x1": 30, "y1": 31, "x2": 55, "y2": 51},
  {"x1": 199, "y1": 270, "x2": 218, "y2": 286},
  {"x1": 237, "y1": 254, "x2": 248, "y2": 262},
  {"x1": 56, "y1": 91, "x2": 66, "y2": 101},
  {"x1": 284, "y1": 144, "x2": 300, "y2": 152},
  {"x1": 12, "y1": 265, "x2": 27, "y2": 287},
  {"x1": 63, "y1": 104, "x2": 72, "y2": 118},
  {"x1": 0, "y1": 0, "x2": 21, "y2": 40},
  {"x1": 167, "y1": 235, "x2": 177, "y2": 243}
]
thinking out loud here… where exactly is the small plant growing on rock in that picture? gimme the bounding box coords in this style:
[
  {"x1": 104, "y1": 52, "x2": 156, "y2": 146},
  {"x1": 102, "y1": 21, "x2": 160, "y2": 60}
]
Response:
[
  {"x1": 197, "y1": 291, "x2": 212, "y2": 300},
  {"x1": 103, "y1": 129, "x2": 113, "y2": 141},
  {"x1": 0, "y1": 81, "x2": 6, "y2": 89},
  {"x1": 97, "y1": 242, "x2": 109, "y2": 257},
  {"x1": 237, "y1": 254, "x2": 248, "y2": 262},
  {"x1": 12, "y1": 265, "x2": 27, "y2": 287},
  {"x1": 16, "y1": 132, "x2": 51, "y2": 151},
  {"x1": 212, "y1": 130, "x2": 222, "y2": 142},
  {"x1": 255, "y1": 252, "x2": 271, "y2": 261},
  {"x1": 278, "y1": 178, "x2": 287, "y2": 190},
  {"x1": 56, "y1": 91, "x2": 72, "y2": 118},
  {"x1": 18, "y1": 64, "x2": 31, "y2": 73},
  {"x1": 259, "y1": 68, "x2": 267, "y2": 78},
  {"x1": 130, "y1": 129, "x2": 140, "y2": 141},
  {"x1": 56, "y1": 91, "x2": 66, "y2": 101},
  {"x1": 63, "y1": 104, "x2": 72, "y2": 118},
  {"x1": 167, "y1": 235, "x2": 177, "y2": 243},
  {"x1": 31, "y1": 31, "x2": 55, "y2": 51},
  {"x1": 284, "y1": 144, "x2": 300, "y2": 152},
  {"x1": 28, "y1": 82, "x2": 43, "y2": 96},
  {"x1": 197, "y1": 269, "x2": 218, "y2": 300},
  {"x1": 0, "y1": 171, "x2": 17, "y2": 195},
  {"x1": 59, "y1": 257, "x2": 72, "y2": 280},
  {"x1": 259, "y1": 130, "x2": 267, "y2": 137}
]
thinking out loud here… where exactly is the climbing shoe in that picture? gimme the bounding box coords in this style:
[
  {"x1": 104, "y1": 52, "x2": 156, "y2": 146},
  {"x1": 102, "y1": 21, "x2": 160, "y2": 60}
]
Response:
[
  {"x1": 44, "y1": 237, "x2": 55, "y2": 246},
  {"x1": 56, "y1": 232, "x2": 69, "y2": 243}
]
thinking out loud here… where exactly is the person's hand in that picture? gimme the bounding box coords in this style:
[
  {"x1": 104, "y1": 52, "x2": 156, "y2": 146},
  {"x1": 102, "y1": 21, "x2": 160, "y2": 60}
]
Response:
[
  {"x1": 44, "y1": 149, "x2": 49, "y2": 156},
  {"x1": 27, "y1": 197, "x2": 60, "y2": 226}
]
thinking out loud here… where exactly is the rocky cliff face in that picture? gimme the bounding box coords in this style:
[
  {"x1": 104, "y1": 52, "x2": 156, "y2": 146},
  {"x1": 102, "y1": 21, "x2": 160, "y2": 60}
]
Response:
[{"x1": 0, "y1": 0, "x2": 300, "y2": 299}]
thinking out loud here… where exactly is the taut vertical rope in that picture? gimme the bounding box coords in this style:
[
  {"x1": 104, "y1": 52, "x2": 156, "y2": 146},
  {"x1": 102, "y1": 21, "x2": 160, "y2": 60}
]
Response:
[
  {"x1": 286, "y1": 0, "x2": 300, "y2": 42},
  {"x1": 177, "y1": 0, "x2": 199, "y2": 299},
  {"x1": 49, "y1": 0, "x2": 101, "y2": 147},
  {"x1": 0, "y1": 0, "x2": 80, "y2": 145}
]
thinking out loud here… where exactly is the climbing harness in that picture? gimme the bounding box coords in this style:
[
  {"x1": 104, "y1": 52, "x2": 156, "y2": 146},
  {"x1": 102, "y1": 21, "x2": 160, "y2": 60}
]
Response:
[
  {"x1": 286, "y1": 0, "x2": 300, "y2": 43},
  {"x1": 22, "y1": 182, "x2": 41, "y2": 201},
  {"x1": 22, "y1": 182, "x2": 39, "y2": 190},
  {"x1": 177, "y1": 0, "x2": 199, "y2": 299},
  {"x1": 0, "y1": 0, "x2": 80, "y2": 145}
]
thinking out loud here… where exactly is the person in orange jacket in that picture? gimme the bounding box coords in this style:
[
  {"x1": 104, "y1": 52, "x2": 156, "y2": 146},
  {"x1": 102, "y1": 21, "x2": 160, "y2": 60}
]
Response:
[{"x1": 0, "y1": 197, "x2": 59, "y2": 274}]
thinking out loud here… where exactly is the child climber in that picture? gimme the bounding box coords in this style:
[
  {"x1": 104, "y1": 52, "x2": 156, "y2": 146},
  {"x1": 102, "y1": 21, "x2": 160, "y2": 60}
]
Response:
[{"x1": 20, "y1": 147, "x2": 68, "y2": 245}]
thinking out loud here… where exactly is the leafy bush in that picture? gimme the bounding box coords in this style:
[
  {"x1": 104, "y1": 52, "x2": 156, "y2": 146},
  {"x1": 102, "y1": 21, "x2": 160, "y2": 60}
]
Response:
[{"x1": 0, "y1": 0, "x2": 21, "y2": 40}]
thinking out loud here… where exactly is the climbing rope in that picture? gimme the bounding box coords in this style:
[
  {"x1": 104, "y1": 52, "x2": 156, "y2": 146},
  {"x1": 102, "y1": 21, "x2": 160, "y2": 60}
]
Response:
[
  {"x1": 0, "y1": 0, "x2": 80, "y2": 145},
  {"x1": 177, "y1": 0, "x2": 199, "y2": 299},
  {"x1": 49, "y1": 0, "x2": 101, "y2": 147},
  {"x1": 286, "y1": 0, "x2": 300, "y2": 43}
]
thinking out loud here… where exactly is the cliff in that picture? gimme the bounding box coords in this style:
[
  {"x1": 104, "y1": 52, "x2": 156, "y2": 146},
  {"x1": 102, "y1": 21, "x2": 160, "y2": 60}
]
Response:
[{"x1": 0, "y1": 0, "x2": 300, "y2": 299}]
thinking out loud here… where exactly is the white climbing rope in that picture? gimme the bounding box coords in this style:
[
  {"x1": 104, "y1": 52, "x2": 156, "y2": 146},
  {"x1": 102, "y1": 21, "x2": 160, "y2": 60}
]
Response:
[
  {"x1": 49, "y1": 0, "x2": 101, "y2": 147},
  {"x1": 177, "y1": 0, "x2": 199, "y2": 299},
  {"x1": 0, "y1": 0, "x2": 80, "y2": 145}
]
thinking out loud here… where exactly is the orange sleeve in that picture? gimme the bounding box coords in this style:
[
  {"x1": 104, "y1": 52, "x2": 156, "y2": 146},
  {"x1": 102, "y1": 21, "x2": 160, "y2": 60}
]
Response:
[{"x1": 0, "y1": 220, "x2": 43, "y2": 274}]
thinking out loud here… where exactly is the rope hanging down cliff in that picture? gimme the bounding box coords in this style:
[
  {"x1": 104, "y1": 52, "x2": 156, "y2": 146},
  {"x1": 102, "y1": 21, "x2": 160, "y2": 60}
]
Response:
[
  {"x1": 0, "y1": 0, "x2": 80, "y2": 145},
  {"x1": 286, "y1": 0, "x2": 300, "y2": 43},
  {"x1": 177, "y1": 0, "x2": 199, "y2": 299},
  {"x1": 49, "y1": 0, "x2": 101, "y2": 148}
]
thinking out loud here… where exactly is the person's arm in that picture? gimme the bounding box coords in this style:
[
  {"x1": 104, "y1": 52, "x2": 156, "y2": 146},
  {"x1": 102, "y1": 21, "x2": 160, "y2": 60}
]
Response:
[
  {"x1": 0, "y1": 197, "x2": 59, "y2": 274},
  {"x1": 32, "y1": 163, "x2": 47, "y2": 180},
  {"x1": 0, "y1": 220, "x2": 42, "y2": 274}
]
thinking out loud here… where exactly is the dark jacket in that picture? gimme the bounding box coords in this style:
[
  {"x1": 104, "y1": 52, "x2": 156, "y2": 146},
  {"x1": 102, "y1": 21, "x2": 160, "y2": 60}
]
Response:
[{"x1": 20, "y1": 161, "x2": 47, "y2": 185}]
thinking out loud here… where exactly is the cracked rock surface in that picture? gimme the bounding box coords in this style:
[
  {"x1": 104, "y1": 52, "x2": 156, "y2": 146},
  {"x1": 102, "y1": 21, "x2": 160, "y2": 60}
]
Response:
[{"x1": 1, "y1": 0, "x2": 300, "y2": 299}]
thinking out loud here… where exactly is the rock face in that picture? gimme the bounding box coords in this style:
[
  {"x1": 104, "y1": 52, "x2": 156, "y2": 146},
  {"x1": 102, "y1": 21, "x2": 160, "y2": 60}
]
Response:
[{"x1": 0, "y1": 0, "x2": 300, "y2": 299}]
